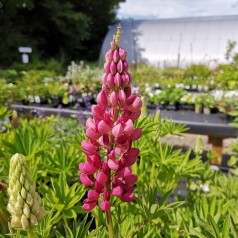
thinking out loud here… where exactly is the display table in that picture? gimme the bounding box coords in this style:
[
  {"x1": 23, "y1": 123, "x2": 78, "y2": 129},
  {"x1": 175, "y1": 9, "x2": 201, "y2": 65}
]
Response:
[
  {"x1": 11, "y1": 104, "x2": 238, "y2": 165},
  {"x1": 160, "y1": 110, "x2": 238, "y2": 165}
]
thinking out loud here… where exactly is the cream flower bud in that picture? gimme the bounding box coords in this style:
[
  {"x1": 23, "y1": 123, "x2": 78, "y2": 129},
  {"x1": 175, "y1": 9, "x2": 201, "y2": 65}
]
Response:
[{"x1": 7, "y1": 153, "x2": 45, "y2": 230}]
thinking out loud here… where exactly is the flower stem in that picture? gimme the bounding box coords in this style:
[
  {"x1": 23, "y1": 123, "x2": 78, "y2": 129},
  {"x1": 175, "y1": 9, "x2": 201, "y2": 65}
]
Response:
[
  {"x1": 27, "y1": 229, "x2": 35, "y2": 238},
  {"x1": 0, "y1": 211, "x2": 8, "y2": 228},
  {"x1": 131, "y1": 220, "x2": 150, "y2": 238},
  {"x1": 106, "y1": 209, "x2": 114, "y2": 238}
]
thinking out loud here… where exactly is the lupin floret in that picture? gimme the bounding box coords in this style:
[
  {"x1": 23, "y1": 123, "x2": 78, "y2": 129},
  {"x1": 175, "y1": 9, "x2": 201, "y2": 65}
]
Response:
[{"x1": 7, "y1": 153, "x2": 45, "y2": 230}]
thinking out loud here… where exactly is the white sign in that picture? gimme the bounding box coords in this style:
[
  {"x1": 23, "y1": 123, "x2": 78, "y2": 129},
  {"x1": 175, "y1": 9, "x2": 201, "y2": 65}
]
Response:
[
  {"x1": 22, "y1": 53, "x2": 29, "y2": 64},
  {"x1": 18, "y1": 47, "x2": 32, "y2": 53}
]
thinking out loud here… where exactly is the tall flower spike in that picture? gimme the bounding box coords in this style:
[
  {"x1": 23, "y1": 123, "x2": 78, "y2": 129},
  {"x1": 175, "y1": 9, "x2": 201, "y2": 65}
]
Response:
[
  {"x1": 79, "y1": 24, "x2": 142, "y2": 212},
  {"x1": 7, "y1": 153, "x2": 45, "y2": 231}
]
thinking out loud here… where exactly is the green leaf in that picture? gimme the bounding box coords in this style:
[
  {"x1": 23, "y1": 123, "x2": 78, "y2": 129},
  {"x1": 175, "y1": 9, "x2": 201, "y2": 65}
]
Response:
[
  {"x1": 209, "y1": 197, "x2": 216, "y2": 217},
  {"x1": 159, "y1": 189, "x2": 173, "y2": 207},
  {"x1": 189, "y1": 227, "x2": 208, "y2": 238},
  {"x1": 222, "y1": 215, "x2": 230, "y2": 238},
  {"x1": 208, "y1": 215, "x2": 221, "y2": 238},
  {"x1": 202, "y1": 196, "x2": 208, "y2": 219}
]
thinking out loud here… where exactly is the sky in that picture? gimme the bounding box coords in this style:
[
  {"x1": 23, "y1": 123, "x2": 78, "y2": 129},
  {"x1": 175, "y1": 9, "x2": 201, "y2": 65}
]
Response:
[{"x1": 117, "y1": 0, "x2": 238, "y2": 20}]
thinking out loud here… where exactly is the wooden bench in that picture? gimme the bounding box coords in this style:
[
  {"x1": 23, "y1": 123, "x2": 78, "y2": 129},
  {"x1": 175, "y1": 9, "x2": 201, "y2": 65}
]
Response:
[
  {"x1": 11, "y1": 104, "x2": 238, "y2": 165},
  {"x1": 160, "y1": 110, "x2": 238, "y2": 165}
]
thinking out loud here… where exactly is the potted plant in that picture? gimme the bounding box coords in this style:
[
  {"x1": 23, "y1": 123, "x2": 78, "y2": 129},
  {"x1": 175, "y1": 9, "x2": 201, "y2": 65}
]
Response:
[
  {"x1": 194, "y1": 94, "x2": 203, "y2": 114},
  {"x1": 179, "y1": 93, "x2": 195, "y2": 110},
  {"x1": 202, "y1": 94, "x2": 215, "y2": 114}
]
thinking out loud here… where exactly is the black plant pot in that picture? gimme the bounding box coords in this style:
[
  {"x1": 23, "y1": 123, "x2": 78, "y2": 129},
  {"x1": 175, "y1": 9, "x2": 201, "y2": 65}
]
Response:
[
  {"x1": 166, "y1": 104, "x2": 177, "y2": 110},
  {"x1": 40, "y1": 97, "x2": 48, "y2": 105},
  {"x1": 225, "y1": 114, "x2": 235, "y2": 123},
  {"x1": 210, "y1": 107, "x2": 219, "y2": 113},
  {"x1": 147, "y1": 102, "x2": 157, "y2": 110},
  {"x1": 22, "y1": 99, "x2": 30, "y2": 105},
  {"x1": 51, "y1": 96, "x2": 62, "y2": 108},
  {"x1": 166, "y1": 102, "x2": 180, "y2": 110},
  {"x1": 180, "y1": 103, "x2": 195, "y2": 111}
]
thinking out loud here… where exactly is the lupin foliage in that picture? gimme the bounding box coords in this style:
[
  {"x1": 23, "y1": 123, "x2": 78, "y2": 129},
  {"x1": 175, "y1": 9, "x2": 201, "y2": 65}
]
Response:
[{"x1": 0, "y1": 101, "x2": 238, "y2": 237}]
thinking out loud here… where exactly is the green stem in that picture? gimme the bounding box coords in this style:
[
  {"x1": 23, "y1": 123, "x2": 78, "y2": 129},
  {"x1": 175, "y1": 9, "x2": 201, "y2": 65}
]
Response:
[
  {"x1": 27, "y1": 229, "x2": 35, "y2": 238},
  {"x1": 131, "y1": 220, "x2": 150, "y2": 238},
  {"x1": 0, "y1": 211, "x2": 8, "y2": 228},
  {"x1": 106, "y1": 209, "x2": 114, "y2": 238}
]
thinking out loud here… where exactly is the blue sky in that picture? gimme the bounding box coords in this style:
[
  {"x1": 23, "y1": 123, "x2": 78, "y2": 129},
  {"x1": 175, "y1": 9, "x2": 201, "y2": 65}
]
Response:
[{"x1": 117, "y1": 0, "x2": 238, "y2": 19}]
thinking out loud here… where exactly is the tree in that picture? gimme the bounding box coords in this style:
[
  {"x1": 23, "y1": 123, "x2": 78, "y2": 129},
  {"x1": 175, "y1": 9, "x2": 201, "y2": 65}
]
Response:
[{"x1": 0, "y1": 0, "x2": 124, "y2": 66}]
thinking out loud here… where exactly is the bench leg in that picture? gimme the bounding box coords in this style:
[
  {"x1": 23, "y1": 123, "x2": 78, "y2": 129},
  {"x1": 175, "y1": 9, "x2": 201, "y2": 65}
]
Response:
[{"x1": 208, "y1": 136, "x2": 223, "y2": 165}]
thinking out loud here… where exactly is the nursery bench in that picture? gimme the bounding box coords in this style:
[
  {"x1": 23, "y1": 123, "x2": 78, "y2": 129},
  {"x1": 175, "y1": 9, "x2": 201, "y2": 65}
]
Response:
[
  {"x1": 160, "y1": 110, "x2": 238, "y2": 165},
  {"x1": 11, "y1": 104, "x2": 238, "y2": 165}
]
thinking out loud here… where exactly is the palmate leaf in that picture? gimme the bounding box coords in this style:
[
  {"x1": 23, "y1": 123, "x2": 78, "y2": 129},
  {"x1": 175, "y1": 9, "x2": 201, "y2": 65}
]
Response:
[
  {"x1": 134, "y1": 114, "x2": 158, "y2": 137},
  {"x1": 39, "y1": 173, "x2": 85, "y2": 223},
  {"x1": 160, "y1": 118, "x2": 188, "y2": 137},
  {"x1": 41, "y1": 142, "x2": 81, "y2": 177},
  {"x1": 2, "y1": 119, "x2": 55, "y2": 159},
  {"x1": 64, "y1": 214, "x2": 103, "y2": 238},
  {"x1": 0, "y1": 106, "x2": 11, "y2": 120},
  {"x1": 175, "y1": 149, "x2": 202, "y2": 178},
  {"x1": 136, "y1": 187, "x2": 183, "y2": 221}
]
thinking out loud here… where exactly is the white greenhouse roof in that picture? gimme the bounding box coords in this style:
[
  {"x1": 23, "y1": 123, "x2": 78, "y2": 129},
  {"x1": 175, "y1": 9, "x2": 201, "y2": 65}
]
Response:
[{"x1": 99, "y1": 15, "x2": 238, "y2": 68}]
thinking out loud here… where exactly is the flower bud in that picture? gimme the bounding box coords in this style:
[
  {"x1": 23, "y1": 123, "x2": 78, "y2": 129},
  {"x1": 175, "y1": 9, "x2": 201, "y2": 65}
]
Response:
[
  {"x1": 123, "y1": 60, "x2": 129, "y2": 72},
  {"x1": 81, "y1": 140, "x2": 97, "y2": 155},
  {"x1": 112, "y1": 123, "x2": 123, "y2": 137},
  {"x1": 96, "y1": 171, "x2": 108, "y2": 184},
  {"x1": 79, "y1": 162, "x2": 97, "y2": 175},
  {"x1": 110, "y1": 61, "x2": 117, "y2": 75},
  {"x1": 123, "y1": 119, "x2": 134, "y2": 135},
  {"x1": 104, "y1": 62, "x2": 111, "y2": 74},
  {"x1": 82, "y1": 200, "x2": 97, "y2": 210},
  {"x1": 117, "y1": 60, "x2": 123, "y2": 73},
  {"x1": 7, "y1": 153, "x2": 45, "y2": 230},
  {"x1": 86, "y1": 128, "x2": 101, "y2": 141},
  {"x1": 113, "y1": 49, "x2": 120, "y2": 63},
  {"x1": 112, "y1": 186, "x2": 123, "y2": 197},
  {"x1": 96, "y1": 91, "x2": 108, "y2": 108},
  {"x1": 100, "y1": 201, "x2": 111, "y2": 211},
  {"x1": 121, "y1": 72, "x2": 129, "y2": 87},
  {"x1": 118, "y1": 89, "x2": 126, "y2": 106},
  {"x1": 80, "y1": 174, "x2": 94, "y2": 186},
  {"x1": 98, "y1": 120, "x2": 111, "y2": 135},
  {"x1": 114, "y1": 72, "x2": 122, "y2": 87},
  {"x1": 88, "y1": 190, "x2": 100, "y2": 201},
  {"x1": 124, "y1": 87, "x2": 131, "y2": 97},
  {"x1": 102, "y1": 73, "x2": 108, "y2": 85},
  {"x1": 105, "y1": 50, "x2": 113, "y2": 62},
  {"x1": 109, "y1": 91, "x2": 118, "y2": 107},
  {"x1": 86, "y1": 118, "x2": 96, "y2": 130},
  {"x1": 107, "y1": 73, "x2": 115, "y2": 89},
  {"x1": 129, "y1": 128, "x2": 142, "y2": 141},
  {"x1": 121, "y1": 192, "x2": 135, "y2": 202},
  {"x1": 111, "y1": 39, "x2": 117, "y2": 50},
  {"x1": 119, "y1": 47, "x2": 127, "y2": 60},
  {"x1": 91, "y1": 105, "x2": 105, "y2": 121},
  {"x1": 108, "y1": 159, "x2": 119, "y2": 171}
]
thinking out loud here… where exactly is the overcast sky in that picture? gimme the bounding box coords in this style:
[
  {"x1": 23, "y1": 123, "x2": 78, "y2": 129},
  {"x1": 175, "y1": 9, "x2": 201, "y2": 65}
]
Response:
[{"x1": 117, "y1": 0, "x2": 238, "y2": 19}]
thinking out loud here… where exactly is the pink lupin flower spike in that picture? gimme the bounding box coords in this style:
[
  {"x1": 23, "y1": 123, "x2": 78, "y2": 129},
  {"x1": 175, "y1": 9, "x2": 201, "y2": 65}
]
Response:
[{"x1": 79, "y1": 23, "x2": 142, "y2": 212}]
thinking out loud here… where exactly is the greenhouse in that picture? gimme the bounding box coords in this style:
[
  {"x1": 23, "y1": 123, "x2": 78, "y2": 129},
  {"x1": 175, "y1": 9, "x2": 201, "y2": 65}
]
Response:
[{"x1": 100, "y1": 15, "x2": 238, "y2": 68}]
